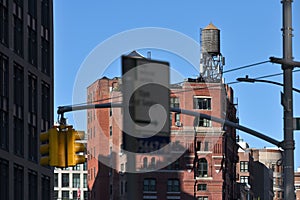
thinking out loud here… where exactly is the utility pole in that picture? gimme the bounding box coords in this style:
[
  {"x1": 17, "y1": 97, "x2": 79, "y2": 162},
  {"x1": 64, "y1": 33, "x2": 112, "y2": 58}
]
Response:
[{"x1": 281, "y1": 0, "x2": 295, "y2": 199}]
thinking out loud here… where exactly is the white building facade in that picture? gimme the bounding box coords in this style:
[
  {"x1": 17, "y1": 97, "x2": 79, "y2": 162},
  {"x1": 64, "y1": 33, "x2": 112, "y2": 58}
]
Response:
[{"x1": 54, "y1": 162, "x2": 88, "y2": 200}]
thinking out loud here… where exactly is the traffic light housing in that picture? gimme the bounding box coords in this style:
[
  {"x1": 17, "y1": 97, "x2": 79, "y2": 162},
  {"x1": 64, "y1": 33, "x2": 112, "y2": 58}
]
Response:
[
  {"x1": 67, "y1": 128, "x2": 86, "y2": 166},
  {"x1": 40, "y1": 125, "x2": 86, "y2": 168},
  {"x1": 40, "y1": 126, "x2": 66, "y2": 167}
]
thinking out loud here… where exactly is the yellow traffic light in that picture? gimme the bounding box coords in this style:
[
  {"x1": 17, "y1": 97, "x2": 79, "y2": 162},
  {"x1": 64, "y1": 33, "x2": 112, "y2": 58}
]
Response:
[
  {"x1": 40, "y1": 125, "x2": 86, "y2": 168},
  {"x1": 67, "y1": 128, "x2": 86, "y2": 166},
  {"x1": 40, "y1": 126, "x2": 60, "y2": 166},
  {"x1": 56, "y1": 129, "x2": 67, "y2": 168},
  {"x1": 40, "y1": 126, "x2": 68, "y2": 168}
]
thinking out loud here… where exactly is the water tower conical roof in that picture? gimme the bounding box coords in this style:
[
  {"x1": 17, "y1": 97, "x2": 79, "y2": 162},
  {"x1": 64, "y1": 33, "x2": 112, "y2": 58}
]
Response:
[{"x1": 203, "y1": 22, "x2": 219, "y2": 30}]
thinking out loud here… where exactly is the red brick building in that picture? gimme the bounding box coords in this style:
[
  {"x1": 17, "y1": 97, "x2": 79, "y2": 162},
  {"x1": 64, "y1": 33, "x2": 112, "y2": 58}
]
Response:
[
  {"x1": 295, "y1": 167, "x2": 300, "y2": 200},
  {"x1": 87, "y1": 72, "x2": 238, "y2": 199}
]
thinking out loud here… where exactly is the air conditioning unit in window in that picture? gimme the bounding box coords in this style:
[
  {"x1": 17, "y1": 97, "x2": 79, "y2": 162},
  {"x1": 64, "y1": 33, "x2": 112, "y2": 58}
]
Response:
[{"x1": 175, "y1": 121, "x2": 182, "y2": 127}]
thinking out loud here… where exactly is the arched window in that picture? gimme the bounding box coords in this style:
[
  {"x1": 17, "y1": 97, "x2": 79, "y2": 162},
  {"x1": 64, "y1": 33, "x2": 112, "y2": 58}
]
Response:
[
  {"x1": 198, "y1": 158, "x2": 208, "y2": 177},
  {"x1": 143, "y1": 157, "x2": 148, "y2": 168},
  {"x1": 150, "y1": 157, "x2": 156, "y2": 168}
]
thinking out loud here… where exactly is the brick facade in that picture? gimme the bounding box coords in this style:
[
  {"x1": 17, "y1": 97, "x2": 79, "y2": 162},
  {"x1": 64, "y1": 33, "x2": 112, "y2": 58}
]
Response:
[{"x1": 87, "y1": 76, "x2": 238, "y2": 200}]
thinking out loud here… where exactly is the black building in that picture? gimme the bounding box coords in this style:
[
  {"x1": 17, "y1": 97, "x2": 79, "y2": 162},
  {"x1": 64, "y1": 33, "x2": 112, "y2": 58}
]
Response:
[{"x1": 0, "y1": 0, "x2": 54, "y2": 199}]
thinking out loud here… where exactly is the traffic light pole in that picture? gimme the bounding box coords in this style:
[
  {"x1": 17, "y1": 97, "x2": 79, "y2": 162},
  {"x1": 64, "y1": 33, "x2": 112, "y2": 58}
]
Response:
[{"x1": 281, "y1": 1, "x2": 294, "y2": 199}]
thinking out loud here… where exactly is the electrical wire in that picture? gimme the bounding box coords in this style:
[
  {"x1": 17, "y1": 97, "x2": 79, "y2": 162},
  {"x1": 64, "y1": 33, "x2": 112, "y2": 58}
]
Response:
[
  {"x1": 255, "y1": 69, "x2": 300, "y2": 80},
  {"x1": 223, "y1": 60, "x2": 270, "y2": 74},
  {"x1": 64, "y1": 69, "x2": 300, "y2": 108}
]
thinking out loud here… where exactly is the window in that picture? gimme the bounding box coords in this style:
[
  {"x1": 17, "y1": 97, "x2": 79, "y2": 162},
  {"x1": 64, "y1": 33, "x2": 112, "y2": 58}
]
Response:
[
  {"x1": 41, "y1": 175, "x2": 50, "y2": 200},
  {"x1": 204, "y1": 141, "x2": 209, "y2": 151},
  {"x1": 41, "y1": 0, "x2": 50, "y2": 28},
  {"x1": 28, "y1": 0, "x2": 37, "y2": 17},
  {"x1": 27, "y1": 26, "x2": 37, "y2": 66},
  {"x1": 53, "y1": 191, "x2": 58, "y2": 199},
  {"x1": 193, "y1": 97, "x2": 211, "y2": 110},
  {"x1": 28, "y1": 74, "x2": 37, "y2": 162},
  {"x1": 0, "y1": 0, "x2": 8, "y2": 46},
  {"x1": 62, "y1": 191, "x2": 69, "y2": 200},
  {"x1": 28, "y1": 170, "x2": 37, "y2": 200},
  {"x1": 83, "y1": 174, "x2": 87, "y2": 188},
  {"x1": 143, "y1": 157, "x2": 148, "y2": 168},
  {"x1": 198, "y1": 197, "x2": 208, "y2": 200},
  {"x1": 0, "y1": 159, "x2": 9, "y2": 200},
  {"x1": 72, "y1": 190, "x2": 77, "y2": 200},
  {"x1": 196, "y1": 141, "x2": 201, "y2": 151},
  {"x1": 198, "y1": 158, "x2": 208, "y2": 177},
  {"x1": 14, "y1": 163, "x2": 24, "y2": 200},
  {"x1": 170, "y1": 97, "x2": 179, "y2": 108},
  {"x1": 143, "y1": 178, "x2": 156, "y2": 192},
  {"x1": 174, "y1": 113, "x2": 181, "y2": 126},
  {"x1": 41, "y1": 0, "x2": 50, "y2": 75},
  {"x1": 167, "y1": 179, "x2": 180, "y2": 192},
  {"x1": 0, "y1": 54, "x2": 8, "y2": 150},
  {"x1": 13, "y1": 1, "x2": 23, "y2": 57},
  {"x1": 14, "y1": 64, "x2": 24, "y2": 157},
  {"x1": 150, "y1": 157, "x2": 156, "y2": 168},
  {"x1": 240, "y1": 161, "x2": 248, "y2": 172},
  {"x1": 121, "y1": 163, "x2": 125, "y2": 172},
  {"x1": 110, "y1": 126, "x2": 112, "y2": 136},
  {"x1": 83, "y1": 162, "x2": 87, "y2": 170},
  {"x1": 197, "y1": 184, "x2": 207, "y2": 191},
  {"x1": 54, "y1": 173, "x2": 58, "y2": 187},
  {"x1": 62, "y1": 174, "x2": 69, "y2": 187},
  {"x1": 84, "y1": 191, "x2": 88, "y2": 199},
  {"x1": 240, "y1": 176, "x2": 249, "y2": 184},
  {"x1": 41, "y1": 38, "x2": 50, "y2": 75},
  {"x1": 73, "y1": 174, "x2": 80, "y2": 188},
  {"x1": 197, "y1": 117, "x2": 211, "y2": 127},
  {"x1": 41, "y1": 82, "x2": 50, "y2": 131}
]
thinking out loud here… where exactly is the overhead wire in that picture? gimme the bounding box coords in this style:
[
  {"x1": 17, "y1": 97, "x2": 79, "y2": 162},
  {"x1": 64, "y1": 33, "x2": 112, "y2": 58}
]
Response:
[
  {"x1": 63, "y1": 65, "x2": 300, "y2": 108},
  {"x1": 223, "y1": 60, "x2": 270, "y2": 74}
]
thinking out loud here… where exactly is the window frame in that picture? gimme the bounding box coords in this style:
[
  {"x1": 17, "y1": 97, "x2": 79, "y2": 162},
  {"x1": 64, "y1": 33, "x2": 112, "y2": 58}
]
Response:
[
  {"x1": 193, "y1": 96, "x2": 211, "y2": 110},
  {"x1": 198, "y1": 158, "x2": 208, "y2": 177},
  {"x1": 240, "y1": 176, "x2": 249, "y2": 184},
  {"x1": 170, "y1": 97, "x2": 180, "y2": 108},
  {"x1": 143, "y1": 178, "x2": 156, "y2": 192},
  {"x1": 240, "y1": 161, "x2": 248, "y2": 172},
  {"x1": 197, "y1": 184, "x2": 207, "y2": 191},
  {"x1": 167, "y1": 178, "x2": 180, "y2": 192}
]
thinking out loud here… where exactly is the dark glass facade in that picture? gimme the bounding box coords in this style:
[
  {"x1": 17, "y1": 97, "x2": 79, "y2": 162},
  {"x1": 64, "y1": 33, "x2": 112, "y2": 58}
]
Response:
[{"x1": 0, "y1": 0, "x2": 54, "y2": 199}]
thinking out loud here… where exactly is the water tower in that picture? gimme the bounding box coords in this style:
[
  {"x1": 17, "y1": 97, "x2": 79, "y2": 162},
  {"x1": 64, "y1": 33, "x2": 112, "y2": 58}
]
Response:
[{"x1": 200, "y1": 23, "x2": 225, "y2": 82}]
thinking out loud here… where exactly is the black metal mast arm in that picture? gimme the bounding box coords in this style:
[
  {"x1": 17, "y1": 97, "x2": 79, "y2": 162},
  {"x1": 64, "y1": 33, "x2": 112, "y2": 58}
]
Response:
[
  {"x1": 57, "y1": 103, "x2": 123, "y2": 115},
  {"x1": 171, "y1": 107, "x2": 282, "y2": 148},
  {"x1": 57, "y1": 103, "x2": 282, "y2": 148}
]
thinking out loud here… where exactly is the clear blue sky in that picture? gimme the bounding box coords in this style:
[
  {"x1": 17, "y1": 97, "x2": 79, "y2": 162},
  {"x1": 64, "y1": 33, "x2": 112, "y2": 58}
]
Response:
[{"x1": 54, "y1": 0, "x2": 300, "y2": 168}]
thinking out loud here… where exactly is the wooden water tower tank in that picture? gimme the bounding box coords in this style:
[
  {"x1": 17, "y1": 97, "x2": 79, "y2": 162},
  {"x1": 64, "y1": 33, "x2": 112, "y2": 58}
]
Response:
[{"x1": 201, "y1": 23, "x2": 220, "y2": 55}]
